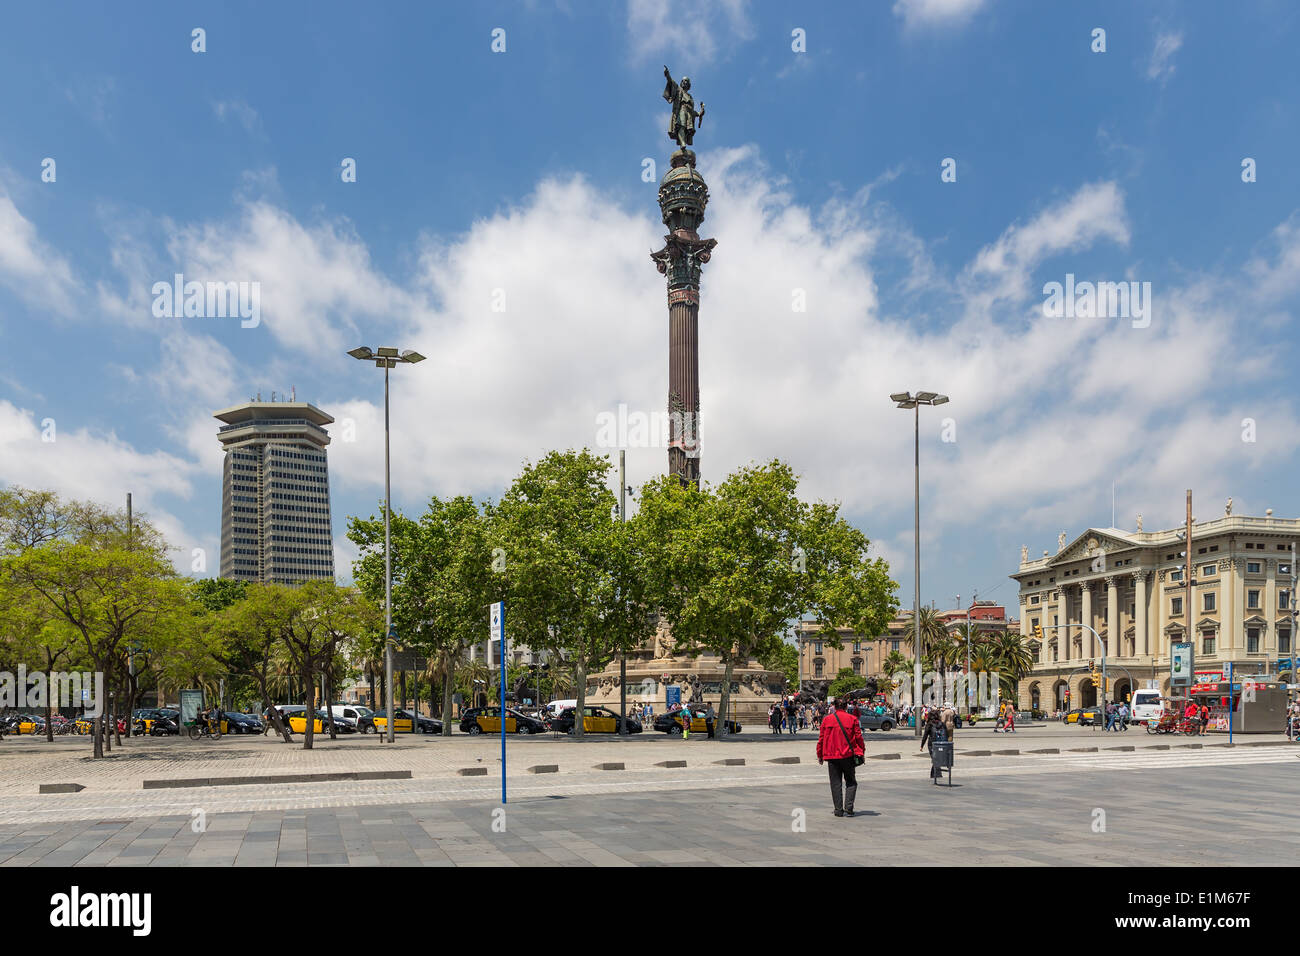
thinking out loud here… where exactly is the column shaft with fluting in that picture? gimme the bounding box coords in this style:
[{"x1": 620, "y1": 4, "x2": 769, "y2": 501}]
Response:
[{"x1": 651, "y1": 150, "x2": 715, "y2": 487}]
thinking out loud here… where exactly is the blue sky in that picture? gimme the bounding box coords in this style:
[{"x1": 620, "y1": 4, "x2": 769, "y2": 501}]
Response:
[{"x1": 1, "y1": 0, "x2": 1298, "y2": 616}]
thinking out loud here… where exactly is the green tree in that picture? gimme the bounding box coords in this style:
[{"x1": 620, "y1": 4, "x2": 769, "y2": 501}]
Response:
[
  {"x1": 494, "y1": 450, "x2": 653, "y2": 737},
  {"x1": 638, "y1": 460, "x2": 896, "y2": 738},
  {"x1": 754, "y1": 634, "x2": 798, "y2": 689},
  {"x1": 827, "y1": 667, "x2": 861, "y2": 700},
  {"x1": 4, "y1": 539, "x2": 187, "y2": 757},
  {"x1": 349, "y1": 494, "x2": 498, "y2": 735},
  {"x1": 880, "y1": 649, "x2": 911, "y2": 684}
]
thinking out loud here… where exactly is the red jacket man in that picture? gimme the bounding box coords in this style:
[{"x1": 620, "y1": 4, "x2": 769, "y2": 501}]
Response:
[{"x1": 817, "y1": 700, "x2": 866, "y2": 817}]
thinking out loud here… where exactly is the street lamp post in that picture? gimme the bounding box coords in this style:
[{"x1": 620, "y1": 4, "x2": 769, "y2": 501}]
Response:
[
  {"x1": 348, "y1": 346, "x2": 426, "y2": 743},
  {"x1": 891, "y1": 390, "x2": 950, "y2": 736}
]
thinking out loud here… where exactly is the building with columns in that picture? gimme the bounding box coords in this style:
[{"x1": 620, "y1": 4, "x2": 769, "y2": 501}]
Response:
[
  {"x1": 1011, "y1": 513, "x2": 1299, "y2": 712},
  {"x1": 796, "y1": 617, "x2": 915, "y2": 695}
]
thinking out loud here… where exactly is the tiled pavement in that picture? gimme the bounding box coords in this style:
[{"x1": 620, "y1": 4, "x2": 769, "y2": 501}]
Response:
[
  {"x1": 0, "y1": 758, "x2": 1296, "y2": 866},
  {"x1": 1, "y1": 723, "x2": 1284, "y2": 795}
]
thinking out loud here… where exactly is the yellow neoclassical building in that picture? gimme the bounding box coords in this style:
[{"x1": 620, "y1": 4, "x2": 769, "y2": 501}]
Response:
[{"x1": 1011, "y1": 513, "x2": 1298, "y2": 712}]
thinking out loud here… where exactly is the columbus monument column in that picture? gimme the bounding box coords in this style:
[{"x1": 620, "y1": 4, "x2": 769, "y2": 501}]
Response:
[
  {"x1": 651, "y1": 65, "x2": 716, "y2": 485},
  {"x1": 585, "y1": 69, "x2": 782, "y2": 724}
]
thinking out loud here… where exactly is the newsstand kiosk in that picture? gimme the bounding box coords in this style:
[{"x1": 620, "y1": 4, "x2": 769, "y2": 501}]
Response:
[{"x1": 1189, "y1": 675, "x2": 1288, "y2": 733}]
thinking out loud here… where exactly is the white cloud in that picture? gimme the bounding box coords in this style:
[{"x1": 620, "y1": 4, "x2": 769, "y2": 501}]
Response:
[
  {"x1": 963, "y1": 181, "x2": 1129, "y2": 311},
  {"x1": 213, "y1": 99, "x2": 262, "y2": 134},
  {"x1": 0, "y1": 187, "x2": 79, "y2": 315},
  {"x1": 626, "y1": 0, "x2": 753, "y2": 63},
  {"x1": 893, "y1": 0, "x2": 987, "y2": 30},
  {"x1": 0, "y1": 399, "x2": 205, "y2": 570},
  {"x1": 165, "y1": 201, "x2": 421, "y2": 357},
  {"x1": 1147, "y1": 31, "x2": 1183, "y2": 84}
]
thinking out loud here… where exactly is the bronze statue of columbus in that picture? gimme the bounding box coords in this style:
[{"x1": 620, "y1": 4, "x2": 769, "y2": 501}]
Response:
[{"x1": 663, "y1": 65, "x2": 705, "y2": 148}]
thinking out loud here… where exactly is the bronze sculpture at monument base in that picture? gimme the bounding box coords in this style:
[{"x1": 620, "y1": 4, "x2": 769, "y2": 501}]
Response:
[{"x1": 584, "y1": 621, "x2": 787, "y2": 724}]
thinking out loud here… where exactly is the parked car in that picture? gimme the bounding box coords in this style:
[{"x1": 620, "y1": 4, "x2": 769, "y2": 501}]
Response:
[
  {"x1": 222, "y1": 712, "x2": 263, "y2": 734},
  {"x1": 459, "y1": 707, "x2": 545, "y2": 735},
  {"x1": 269, "y1": 705, "x2": 327, "y2": 734},
  {"x1": 372, "y1": 708, "x2": 442, "y2": 734},
  {"x1": 549, "y1": 705, "x2": 643, "y2": 735},
  {"x1": 652, "y1": 710, "x2": 742, "y2": 736},
  {"x1": 857, "y1": 711, "x2": 896, "y2": 732}
]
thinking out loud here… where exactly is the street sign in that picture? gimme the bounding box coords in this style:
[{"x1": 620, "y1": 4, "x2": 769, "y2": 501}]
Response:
[{"x1": 489, "y1": 601, "x2": 506, "y2": 805}]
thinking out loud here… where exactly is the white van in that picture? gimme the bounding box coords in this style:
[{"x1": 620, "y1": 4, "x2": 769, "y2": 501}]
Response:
[
  {"x1": 1130, "y1": 689, "x2": 1164, "y2": 725},
  {"x1": 330, "y1": 704, "x2": 375, "y2": 733},
  {"x1": 546, "y1": 699, "x2": 577, "y2": 715}
]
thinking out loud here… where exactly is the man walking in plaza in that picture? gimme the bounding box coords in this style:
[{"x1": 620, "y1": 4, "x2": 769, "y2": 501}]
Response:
[
  {"x1": 816, "y1": 697, "x2": 865, "y2": 817},
  {"x1": 705, "y1": 702, "x2": 716, "y2": 739}
]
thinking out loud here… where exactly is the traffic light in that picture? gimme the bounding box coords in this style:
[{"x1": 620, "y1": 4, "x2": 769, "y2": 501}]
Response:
[
  {"x1": 1033, "y1": 623, "x2": 1043, "y2": 640},
  {"x1": 1091, "y1": 673, "x2": 1101, "y2": 688}
]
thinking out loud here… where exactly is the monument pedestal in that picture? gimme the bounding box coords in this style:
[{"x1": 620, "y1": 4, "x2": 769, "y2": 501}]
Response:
[{"x1": 585, "y1": 624, "x2": 786, "y2": 724}]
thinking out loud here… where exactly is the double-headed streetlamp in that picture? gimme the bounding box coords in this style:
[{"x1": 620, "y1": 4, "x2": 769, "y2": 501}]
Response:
[
  {"x1": 348, "y1": 346, "x2": 426, "y2": 743},
  {"x1": 890, "y1": 390, "x2": 950, "y2": 737}
]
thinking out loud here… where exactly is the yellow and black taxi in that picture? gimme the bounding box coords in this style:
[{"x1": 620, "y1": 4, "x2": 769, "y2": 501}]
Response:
[
  {"x1": 269, "y1": 705, "x2": 328, "y2": 734},
  {"x1": 459, "y1": 706, "x2": 546, "y2": 735},
  {"x1": 550, "y1": 705, "x2": 643, "y2": 735},
  {"x1": 6, "y1": 714, "x2": 46, "y2": 735},
  {"x1": 1062, "y1": 707, "x2": 1103, "y2": 726},
  {"x1": 371, "y1": 708, "x2": 442, "y2": 734},
  {"x1": 653, "y1": 709, "x2": 743, "y2": 736}
]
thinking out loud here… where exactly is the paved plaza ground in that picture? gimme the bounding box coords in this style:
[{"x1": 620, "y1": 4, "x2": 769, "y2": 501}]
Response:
[{"x1": 0, "y1": 722, "x2": 1295, "y2": 865}]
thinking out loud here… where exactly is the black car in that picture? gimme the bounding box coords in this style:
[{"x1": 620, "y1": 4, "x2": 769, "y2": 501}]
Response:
[
  {"x1": 459, "y1": 707, "x2": 546, "y2": 735},
  {"x1": 652, "y1": 710, "x2": 742, "y2": 735},
  {"x1": 222, "y1": 712, "x2": 263, "y2": 734},
  {"x1": 549, "y1": 705, "x2": 643, "y2": 735},
  {"x1": 316, "y1": 710, "x2": 357, "y2": 733}
]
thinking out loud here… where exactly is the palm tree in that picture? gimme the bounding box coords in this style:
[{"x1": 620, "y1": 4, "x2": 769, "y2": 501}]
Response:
[
  {"x1": 455, "y1": 658, "x2": 490, "y2": 707},
  {"x1": 989, "y1": 631, "x2": 1035, "y2": 702},
  {"x1": 880, "y1": 650, "x2": 911, "y2": 682},
  {"x1": 915, "y1": 607, "x2": 951, "y2": 664}
]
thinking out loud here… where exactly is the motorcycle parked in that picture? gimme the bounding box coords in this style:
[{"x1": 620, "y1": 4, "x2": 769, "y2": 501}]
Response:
[{"x1": 134, "y1": 715, "x2": 179, "y2": 737}]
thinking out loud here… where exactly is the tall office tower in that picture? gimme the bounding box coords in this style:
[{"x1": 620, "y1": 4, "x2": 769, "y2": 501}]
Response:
[{"x1": 215, "y1": 400, "x2": 335, "y2": 584}]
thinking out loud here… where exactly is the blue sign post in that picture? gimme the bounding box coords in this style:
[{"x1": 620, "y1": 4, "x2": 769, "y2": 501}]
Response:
[
  {"x1": 1227, "y1": 662, "x2": 1233, "y2": 744},
  {"x1": 490, "y1": 601, "x2": 506, "y2": 804}
]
